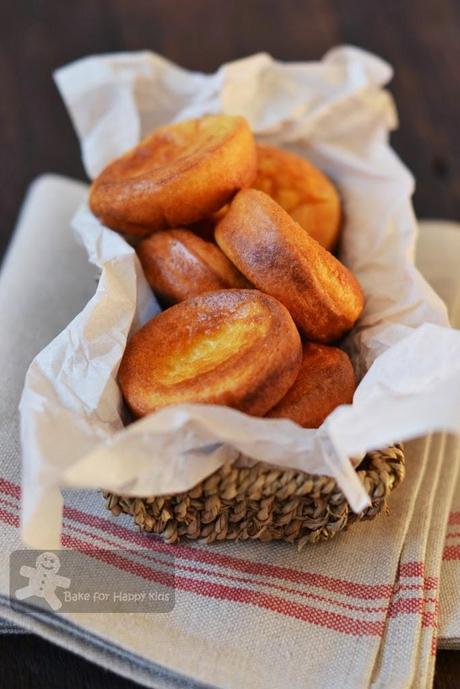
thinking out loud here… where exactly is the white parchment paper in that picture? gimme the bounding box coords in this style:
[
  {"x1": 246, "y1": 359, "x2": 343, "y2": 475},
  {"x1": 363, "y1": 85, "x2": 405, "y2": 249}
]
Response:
[{"x1": 19, "y1": 46, "x2": 460, "y2": 548}]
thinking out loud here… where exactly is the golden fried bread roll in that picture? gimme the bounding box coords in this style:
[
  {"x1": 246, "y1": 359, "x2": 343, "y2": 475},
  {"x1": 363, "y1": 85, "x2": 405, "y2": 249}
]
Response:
[
  {"x1": 89, "y1": 115, "x2": 257, "y2": 237},
  {"x1": 118, "y1": 289, "x2": 302, "y2": 418},
  {"x1": 137, "y1": 229, "x2": 250, "y2": 306},
  {"x1": 215, "y1": 189, "x2": 364, "y2": 343},
  {"x1": 253, "y1": 145, "x2": 341, "y2": 251},
  {"x1": 266, "y1": 343, "x2": 356, "y2": 427}
]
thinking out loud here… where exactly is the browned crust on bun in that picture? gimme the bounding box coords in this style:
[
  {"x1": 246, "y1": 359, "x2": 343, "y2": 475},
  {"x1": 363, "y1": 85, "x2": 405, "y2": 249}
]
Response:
[
  {"x1": 266, "y1": 343, "x2": 356, "y2": 427},
  {"x1": 137, "y1": 229, "x2": 250, "y2": 306},
  {"x1": 215, "y1": 189, "x2": 364, "y2": 342},
  {"x1": 253, "y1": 145, "x2": 341, "y2": 251},
  {"x1": 89, "y1": 115, "x2": 257, "y2": 237},
  {"x1": 118, "y1": 289, "x2": 302, "y2": 418}
]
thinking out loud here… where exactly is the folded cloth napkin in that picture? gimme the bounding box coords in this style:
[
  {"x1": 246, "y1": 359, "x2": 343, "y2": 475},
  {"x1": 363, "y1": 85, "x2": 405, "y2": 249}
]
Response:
[
  {"x1": 439, "y1": 465, "x2": 460, "y2": 649},
  {"x1": 1, "y1": 176, "x2": 460, "y2": 689},
  {"x1": 423, "y1": 222, "x2": 460, "y2": 651}
]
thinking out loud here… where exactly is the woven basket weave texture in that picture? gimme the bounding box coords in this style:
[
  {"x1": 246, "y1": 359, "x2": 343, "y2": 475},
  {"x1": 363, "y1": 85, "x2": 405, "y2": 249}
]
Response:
[{"x1": 104, "y1": 444, "x2": 405, "y2": 549}]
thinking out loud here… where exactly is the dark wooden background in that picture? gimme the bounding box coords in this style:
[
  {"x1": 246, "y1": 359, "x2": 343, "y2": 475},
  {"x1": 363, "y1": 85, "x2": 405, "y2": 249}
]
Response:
[{"x1": 1, "y1": 0, "x2": 459, "y2": 687}]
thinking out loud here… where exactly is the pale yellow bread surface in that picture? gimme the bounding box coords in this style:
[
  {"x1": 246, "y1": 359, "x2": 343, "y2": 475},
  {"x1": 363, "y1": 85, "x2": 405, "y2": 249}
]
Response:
[
  {"x1": 254, "y1": 144, "x2": 341, "y2": 251},
  {"x1": 89, "y1": 115, "x2": 257, "y2": 237},
  {"x1": 118, "y1": 289, "x2": 302, "y2": 418}
]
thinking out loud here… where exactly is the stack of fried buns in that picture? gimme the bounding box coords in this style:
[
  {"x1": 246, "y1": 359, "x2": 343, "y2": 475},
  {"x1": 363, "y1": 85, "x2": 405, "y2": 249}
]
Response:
[{"x1": 90, "y1": 114, "x2": 364, "y2": 428}]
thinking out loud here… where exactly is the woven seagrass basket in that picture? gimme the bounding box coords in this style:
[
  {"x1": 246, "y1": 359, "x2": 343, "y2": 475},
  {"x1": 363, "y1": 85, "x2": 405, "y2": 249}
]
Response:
[{"x1": 104, "y1": 444, "x2": 404, "y2": 549}]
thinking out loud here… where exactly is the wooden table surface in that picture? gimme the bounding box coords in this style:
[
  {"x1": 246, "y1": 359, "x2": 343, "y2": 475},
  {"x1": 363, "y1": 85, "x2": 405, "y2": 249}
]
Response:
[{"x1": 1, "y1": 1, "x2": 459, "y2": 687}]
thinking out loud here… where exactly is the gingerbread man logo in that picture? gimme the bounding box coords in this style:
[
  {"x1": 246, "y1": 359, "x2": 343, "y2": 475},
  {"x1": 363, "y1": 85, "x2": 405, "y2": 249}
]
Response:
[{"x1": 15, "y1": 552, "x2": 70, "y2": 610}]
